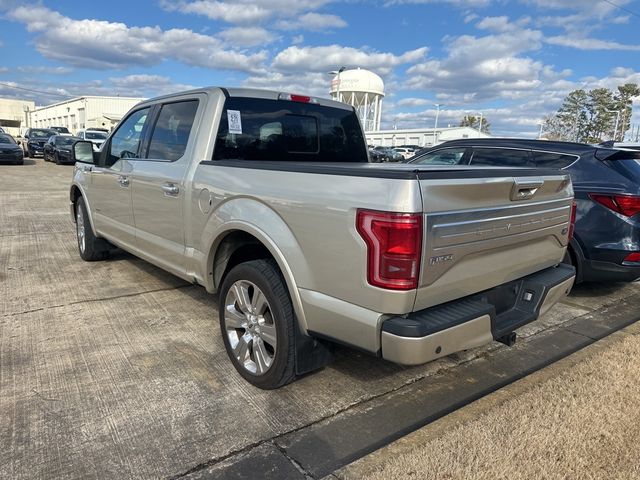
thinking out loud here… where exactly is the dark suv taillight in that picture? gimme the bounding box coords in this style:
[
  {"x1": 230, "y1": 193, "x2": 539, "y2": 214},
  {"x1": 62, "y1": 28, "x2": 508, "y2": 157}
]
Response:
[
  {"x1": 568, "y1": 201, "x2": 577, "y2": 241},
  {"x1": 356, "y1": 209, "x2": 422, "y2": 290},
  {"x1": 589, "y1": 194, "x2": 640, "y2": 218}
]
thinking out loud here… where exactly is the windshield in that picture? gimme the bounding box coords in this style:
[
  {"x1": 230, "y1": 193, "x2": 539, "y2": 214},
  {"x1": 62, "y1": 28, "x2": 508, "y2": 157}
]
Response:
[
  {"x1": 53, "y1": 127, "x2": 70, "y2": 133},
  {"x1": 85, "y1": 131, "x2": 107, "y2": 140},
  {"x1": 55, "y1": 136, "x2": 80, "y2": 146},
  {"x1": 213, "y1": 97, "x2": 368, "y2": 162},
  {"x1": 30, "y1": 129, "x2": 56, "y2": 138},
  {"x1": 0, "y1": 134, "x2": 16, "y2": 144}
]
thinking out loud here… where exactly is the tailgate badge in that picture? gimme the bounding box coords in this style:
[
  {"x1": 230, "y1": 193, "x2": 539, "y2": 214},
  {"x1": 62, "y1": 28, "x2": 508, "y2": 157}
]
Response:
[{"x1": 429, "y1": 254, "x2": 454, "y2": 265}]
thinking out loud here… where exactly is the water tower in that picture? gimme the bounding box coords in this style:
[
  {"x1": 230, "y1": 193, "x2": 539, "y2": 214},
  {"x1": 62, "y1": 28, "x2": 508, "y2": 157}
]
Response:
[{"x1": 330, "y1": 68, "x2": 384, "y2": 132}]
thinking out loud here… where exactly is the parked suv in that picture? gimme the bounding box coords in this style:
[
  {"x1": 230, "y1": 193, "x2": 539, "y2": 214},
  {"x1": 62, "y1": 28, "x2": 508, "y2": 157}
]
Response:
[
  {"x1": 76, "y1": 129, "x2": 108, "y2": 151},
  {"x1": 410, "y1": 139, "x2": 640, "y2": 283},
  {"x1": 20, "y1": 128, "x2": 57, "y2": 157}
]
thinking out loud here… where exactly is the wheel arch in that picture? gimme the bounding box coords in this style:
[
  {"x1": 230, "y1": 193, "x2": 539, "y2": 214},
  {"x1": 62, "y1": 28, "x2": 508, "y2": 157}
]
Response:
[
  {"x1": 206, "y1": 224, "x2": 311, "y2": 333},
  {"x1": 70, "y1": 184, "x2": 98, "y2": 236}
]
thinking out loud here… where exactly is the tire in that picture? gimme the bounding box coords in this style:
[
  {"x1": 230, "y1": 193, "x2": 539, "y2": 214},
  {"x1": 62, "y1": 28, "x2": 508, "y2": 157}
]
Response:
[
  {"x1": 54, "y1": 153, "x2": 60, "y2": 165},
  {"x1": 24, "y1": 148, "x2": 30, "y2": 158},
  {"x1": 75, "y1": 196, "x2": 110, "y2": 261},
  {"x1": 219, "y1": 259, "x2": 296, "y2": 389}
]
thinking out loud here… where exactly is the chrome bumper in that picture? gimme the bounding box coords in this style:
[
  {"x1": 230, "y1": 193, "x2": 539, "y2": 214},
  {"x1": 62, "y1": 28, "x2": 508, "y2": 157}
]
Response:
[{"x1": 381, "y1": 265, "x2": 575, "y2": 366}]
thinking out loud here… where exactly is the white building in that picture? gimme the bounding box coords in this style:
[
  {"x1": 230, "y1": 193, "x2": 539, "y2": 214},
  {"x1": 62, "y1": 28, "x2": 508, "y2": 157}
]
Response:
[
  {"x1": 0, "y1": 98, "x2": 36, "y2": 137},
  {"x1": 29, "y1": 95, "x2": 145, "y2": 134},
  {"x1": 366, "y1": 126, "x2": 490, "y2": 148},
  {"x1": 330, "y1": 68, "x2": 384, "y2": 132}
]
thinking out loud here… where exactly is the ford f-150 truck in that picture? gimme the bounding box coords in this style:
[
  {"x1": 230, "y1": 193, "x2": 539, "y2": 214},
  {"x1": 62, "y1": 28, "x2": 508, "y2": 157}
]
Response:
[{"x1": 69, "y1": 87, "x2": 576, "y2": 389}]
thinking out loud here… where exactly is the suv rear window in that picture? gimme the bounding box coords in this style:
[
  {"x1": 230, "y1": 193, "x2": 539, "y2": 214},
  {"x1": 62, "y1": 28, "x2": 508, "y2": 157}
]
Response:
[
  {"x1": 531, "y1": 151, "x2": 577, "y2": 169},
  {"x1": 470, "y1": 148, "x2": 533, "y2": 167},
  {"x1": 213, "y1": 97, "x2": 367, "y2": 162}
]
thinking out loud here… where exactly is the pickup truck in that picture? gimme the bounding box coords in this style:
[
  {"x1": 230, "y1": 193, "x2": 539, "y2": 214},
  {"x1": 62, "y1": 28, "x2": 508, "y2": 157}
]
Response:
[{"x1": 69, "y1": 87, "x2": 576, "y2": 389}]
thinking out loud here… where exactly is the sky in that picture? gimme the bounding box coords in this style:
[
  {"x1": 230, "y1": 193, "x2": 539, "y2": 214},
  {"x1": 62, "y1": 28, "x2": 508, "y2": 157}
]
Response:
[{"x1": 0, "y1": 0, "x2": 639, "y2": 137}]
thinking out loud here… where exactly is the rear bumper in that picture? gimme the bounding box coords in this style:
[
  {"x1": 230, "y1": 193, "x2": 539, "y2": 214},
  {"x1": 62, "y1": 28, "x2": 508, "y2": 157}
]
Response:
[
  {"x1": 381, "y1": 264, "x2": 575, "y2": 365},
  {"x1": 581, "y1": 258, "x2": 640, "y2": 283}
]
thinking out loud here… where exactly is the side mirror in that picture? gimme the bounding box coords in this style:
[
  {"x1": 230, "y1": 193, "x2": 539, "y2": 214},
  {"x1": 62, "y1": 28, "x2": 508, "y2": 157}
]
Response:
[{"x1": 72, "y1": 140, "x2": 96, "y2": 164}]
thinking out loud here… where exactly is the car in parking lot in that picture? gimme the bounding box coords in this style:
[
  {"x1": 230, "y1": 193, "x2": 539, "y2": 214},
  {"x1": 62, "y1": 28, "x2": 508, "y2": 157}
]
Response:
[
  {"x1": 393, "y1": 147, "x2": 414, "y2": 160},
  {"x1": 44, "y1": 135, "x2": 81, "y2": 164},
  {"x1": 370, "y1": 146, "x2": 404, "y2": 162},
  {"x1": 76, "y1": 129, "x2": 108, "y2": 151},
  {"x1": 409, "y1": 138, "x2": 640, "y2": 283},
  {"x1": 69, "y1": 87, "x2": 575, "y2": 388},
  {"x1": 20, "y1": 128, "x2": 57, "y2": 157},
  {"x1": 0, "y1": 133, "x2": 24, "y2": 165},
  {"x1": 50, "y1": 126, "x2": 72, "y2": 135}
]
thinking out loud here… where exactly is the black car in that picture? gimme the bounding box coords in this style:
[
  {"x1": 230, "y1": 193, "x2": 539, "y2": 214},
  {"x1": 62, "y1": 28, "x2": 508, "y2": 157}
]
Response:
[
  {"x1": 0, "y1": 133, "x2": 24, "y2": 165},
  {"x1": 21, "y1": 128, "x2": 57, "y2": 157},
  {"x1": 43, "y1": 135, "x2": 81, "y2": 164},
  {"x1": 409, "y1": 138, "x2": 640, "y2": 283}
]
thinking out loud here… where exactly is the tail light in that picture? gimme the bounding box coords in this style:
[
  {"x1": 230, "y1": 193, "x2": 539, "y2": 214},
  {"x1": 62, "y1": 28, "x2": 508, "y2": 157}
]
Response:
[
  {"x1": 623, "y1": 253, "x2": 640, "y2": 263},
  {"x1": 568, "y1": 201, "x2": 577, "y2": 241},
  {"x1": 589, "y1": 194, "x2": 640, "y2": 218},
  {"x1": 356, "y1": 209, "x2": 422, "y2": 290}
]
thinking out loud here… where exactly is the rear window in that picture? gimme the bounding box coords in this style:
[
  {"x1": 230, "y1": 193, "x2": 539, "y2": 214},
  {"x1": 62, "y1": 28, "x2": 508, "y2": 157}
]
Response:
[
  {"x1": 212, "y1": 97, "x2": 367, "y2": 162},
  {"x1": 531, "y1": 151, "x2": 577, "y2": 169},
  {"x1": 411, "y1": 147, "x2": 467, "y2": 165},
  {"x1": 470, "y1": 148, "x2": 533, "y2": 167}
]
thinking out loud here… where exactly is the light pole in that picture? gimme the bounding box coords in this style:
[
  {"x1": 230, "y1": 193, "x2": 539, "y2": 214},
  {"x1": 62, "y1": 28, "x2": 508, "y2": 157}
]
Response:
[
  {"x1": 329, "y1": 66, "x2": 346, "y2": 102},
  {"x1": 433, "y1": 103, "x2": 442, "y2": 145}
]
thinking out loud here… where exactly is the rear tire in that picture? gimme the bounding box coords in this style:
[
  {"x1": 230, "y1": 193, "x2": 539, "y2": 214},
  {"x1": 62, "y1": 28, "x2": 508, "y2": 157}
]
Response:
[
  {"x1": 219, "y1": 259, "x2": 296, "y2": 389},
  {"x1": 75, "y1": 196, "x2": 110, "y2": 261},
  {"x1": 55, "y1": 153, "x2": 60, "y2": 165}
]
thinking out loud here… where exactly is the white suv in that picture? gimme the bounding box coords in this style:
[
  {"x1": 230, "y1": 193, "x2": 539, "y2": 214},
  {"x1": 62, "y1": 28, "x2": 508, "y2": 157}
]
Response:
[{"x1": 76, "y1": 129, "x2": 108, "y2": 151}]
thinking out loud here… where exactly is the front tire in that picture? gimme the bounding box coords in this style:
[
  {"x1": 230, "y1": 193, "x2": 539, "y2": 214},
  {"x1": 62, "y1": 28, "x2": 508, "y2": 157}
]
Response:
[
  {"x1": 54, "y1": 153, "x2": 60, "y2": 165},
  {"x1": 219, "y1": 259, "x2": 296, "y2": 389},
  {"x1": 75, "y1": 196, "x2": 110, "y2": 261}
]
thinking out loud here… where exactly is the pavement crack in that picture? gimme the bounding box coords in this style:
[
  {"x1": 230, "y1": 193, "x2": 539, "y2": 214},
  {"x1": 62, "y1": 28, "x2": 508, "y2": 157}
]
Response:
[
  {"x1": 1, "y1": 283, "x2": 193, "y2": 319},
  {"x1": 273, "y1": 441, "x2": 316, "y2": 479}
]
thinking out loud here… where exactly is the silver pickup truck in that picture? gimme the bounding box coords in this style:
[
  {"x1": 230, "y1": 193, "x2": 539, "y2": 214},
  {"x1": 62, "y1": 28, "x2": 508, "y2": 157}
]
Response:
[{"x1": 69, "y1": 87, "x2": 576, "y2": 389}]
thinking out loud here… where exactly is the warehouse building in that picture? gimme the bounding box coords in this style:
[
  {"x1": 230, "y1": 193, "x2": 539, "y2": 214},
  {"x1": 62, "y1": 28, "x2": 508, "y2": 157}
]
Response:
[
  {"x1": 365, "y1": 126, "x2": 490, "y2": 148},
  {"x1": 29, "y1": 95, "x2": 145, "y2": 134},
  {"x1": 0, "y1": 97, "x2": 36, "y2": 137}
]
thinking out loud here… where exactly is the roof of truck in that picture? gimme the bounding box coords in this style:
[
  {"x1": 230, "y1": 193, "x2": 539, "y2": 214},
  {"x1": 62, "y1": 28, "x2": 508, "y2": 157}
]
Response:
[{"x1": 136, "y1": 86, "x2": 352, "y2": 111}]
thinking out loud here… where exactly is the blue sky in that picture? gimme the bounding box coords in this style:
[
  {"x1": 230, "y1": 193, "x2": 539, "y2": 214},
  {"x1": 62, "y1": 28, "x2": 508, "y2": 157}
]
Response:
[{"x1": 1, "y1": 0, "x2": 639, "y2": 136}]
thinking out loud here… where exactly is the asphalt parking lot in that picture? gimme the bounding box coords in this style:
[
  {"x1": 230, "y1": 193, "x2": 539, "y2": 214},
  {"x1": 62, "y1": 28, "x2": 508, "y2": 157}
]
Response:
[{"x1": 2, "y1": 159, "x2": 639, "y2": 479}]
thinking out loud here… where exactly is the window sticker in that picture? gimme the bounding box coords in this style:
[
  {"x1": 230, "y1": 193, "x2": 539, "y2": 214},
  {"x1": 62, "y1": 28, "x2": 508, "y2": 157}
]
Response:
[{"x1": 227, "y1": 110, "x2": 242, "y2": 134}]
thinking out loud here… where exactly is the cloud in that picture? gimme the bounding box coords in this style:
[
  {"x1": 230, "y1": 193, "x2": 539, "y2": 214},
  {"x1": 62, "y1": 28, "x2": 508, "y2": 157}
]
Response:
[
  {"x1": 17, "y1": 66, "x2": 73, "y2": 75},
  {"x1": 8, "y1": 4, "x2": 267, "y2": 72},
  {"x1": 219, "y1": 27, "x2": 278, "y2": 47},
  {"x1": 162, "y1": 0, "x2": 334, "y2": 25},
  {"x1": 276, "y1": 12, "x2": 347, "y2": 31},
  {"x1": 272, "y1": 45, "x2": 428, "y2": 74},
  {"x1": 546, "y1": 36, "x2": 640, "y2": 51}
]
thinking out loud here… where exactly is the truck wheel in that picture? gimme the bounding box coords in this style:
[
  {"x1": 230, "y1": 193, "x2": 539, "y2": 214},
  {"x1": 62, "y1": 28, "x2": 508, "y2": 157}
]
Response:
[
  {"x1": 75, "y1": 196, "x2": 110, "y2": 261},
  {"x1": 219, "y1": 259, "x2": 296, "y2": 389}
]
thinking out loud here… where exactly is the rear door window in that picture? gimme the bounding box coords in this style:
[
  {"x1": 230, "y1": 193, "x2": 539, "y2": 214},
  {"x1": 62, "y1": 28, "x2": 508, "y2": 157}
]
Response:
[
  {"x1": 213, "y1": 97, "x2": 367, "y2": 162},
  {"x1": 470, "y1": 148, "x2": 533, "y2": 167},
  {"x1": 531, "y1": 151, "x2": 578, "y2": 169},
  {"x1": 411, "y1": 147, "x2": 468, "y2": 165},
  {"x1": 146, "y1": 100, "x2": 199, "y2": 161}
]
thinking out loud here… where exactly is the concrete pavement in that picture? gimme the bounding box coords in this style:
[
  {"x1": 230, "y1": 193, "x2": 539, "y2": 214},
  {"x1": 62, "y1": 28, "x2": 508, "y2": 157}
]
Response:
[{"x1": 1, "y1": 159, "x2": 638, "y2": 479}]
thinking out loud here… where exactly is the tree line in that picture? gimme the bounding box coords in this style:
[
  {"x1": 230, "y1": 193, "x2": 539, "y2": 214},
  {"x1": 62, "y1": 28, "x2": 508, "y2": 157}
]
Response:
[{"x1": 542, "y1": 83, "x2": 639, "y2": 143}]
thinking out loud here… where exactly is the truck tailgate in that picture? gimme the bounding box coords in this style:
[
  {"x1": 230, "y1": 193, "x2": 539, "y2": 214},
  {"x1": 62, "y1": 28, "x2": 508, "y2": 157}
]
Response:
[{"x1": 415, "y1": 169, "x2": 573, "y2": 311}]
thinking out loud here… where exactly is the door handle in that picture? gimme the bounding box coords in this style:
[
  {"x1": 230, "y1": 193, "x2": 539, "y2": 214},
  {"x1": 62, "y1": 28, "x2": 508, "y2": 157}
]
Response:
[
  {"x1": 161, "y1": 183, "x2": 180, "y2": 196},
  {"x1": 117, "y1": 175, "x2": 130, "y2": 187}
]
